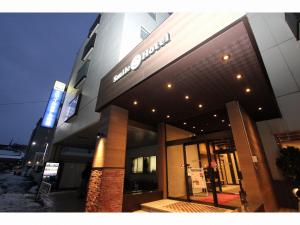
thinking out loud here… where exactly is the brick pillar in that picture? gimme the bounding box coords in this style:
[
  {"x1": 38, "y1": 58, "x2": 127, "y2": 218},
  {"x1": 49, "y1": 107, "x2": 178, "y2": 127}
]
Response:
[
  {"x1": 85, "y1": 105, "x2": 128, "y2": 212},
  {"x1": 226, "y1": 101, "x2": 278, "y2": 212},
  {"x1": 157, "y1": 123, "x2": 167, "y2": 198}
]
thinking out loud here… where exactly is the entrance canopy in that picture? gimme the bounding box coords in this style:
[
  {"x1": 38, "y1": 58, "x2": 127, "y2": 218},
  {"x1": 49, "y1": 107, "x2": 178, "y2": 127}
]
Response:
[{"x1": 97, "y1": 14, "x2": 281, "y2": 134}]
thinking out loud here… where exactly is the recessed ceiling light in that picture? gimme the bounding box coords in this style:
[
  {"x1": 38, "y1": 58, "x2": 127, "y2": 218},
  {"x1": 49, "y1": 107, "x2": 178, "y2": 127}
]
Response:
[
  {"x1": 133, "y1": 100, "x2": 138, "y2": 105},
  {"x1": 213, "y1": 114, "x2": 217, "y2": 117},
  {"x1": 185, "y1": 95, "x2": 190, "y2": 100},
  {"x1": 151, "y1": 108, "x2": 156, "y2": 113},
  {"x1": 245, "y1": 88, "x2": 251, "y2": 93},
  {"x1": 183, "y1": 122, "x2": 187, "y2": 125},
  {"x1": 222, "y1": 54, "x2": 230, "y2": 62},
  {"x1": 236, "y1": 74, "x2": 242, "y2": 79},
  {"x1": 167, "y1": 83, "x2": 172, "y2": 89},
  {"x1": 258, "y1": 107, "x2": 263, "y2": 111},
  {"x1": 166, "y1": 115, "x2": 170, "y2": 118},
  {"x1": 198, "y1": 104, "x2": 203, "y2": 108}
]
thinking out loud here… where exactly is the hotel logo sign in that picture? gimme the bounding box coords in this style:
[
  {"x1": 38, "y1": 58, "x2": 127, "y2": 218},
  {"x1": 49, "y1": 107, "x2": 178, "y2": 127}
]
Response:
[{"x1": 113, "y1": 33, "x2": 171, "y2": 83}]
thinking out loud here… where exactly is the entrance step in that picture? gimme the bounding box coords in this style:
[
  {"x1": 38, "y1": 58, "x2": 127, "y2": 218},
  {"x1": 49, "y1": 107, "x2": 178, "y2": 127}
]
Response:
[
  {"x1": 141, "y1": 199, "x2": 233, "y2": 213},
  {"x1": 133, "y1": 210, "x2": 148, "y2": 213}
]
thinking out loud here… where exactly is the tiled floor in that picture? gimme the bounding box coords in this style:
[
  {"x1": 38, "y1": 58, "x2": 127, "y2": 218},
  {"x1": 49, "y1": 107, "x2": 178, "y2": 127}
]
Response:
[{"x1": 141, "y1": 199, "x2": 233, "y2": 213}]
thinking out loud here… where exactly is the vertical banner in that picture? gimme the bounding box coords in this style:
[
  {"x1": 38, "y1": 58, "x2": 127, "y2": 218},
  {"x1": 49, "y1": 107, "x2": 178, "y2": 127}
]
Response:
[{"x1": 41, "y1": 81, "x2": 66, "y2": 128}]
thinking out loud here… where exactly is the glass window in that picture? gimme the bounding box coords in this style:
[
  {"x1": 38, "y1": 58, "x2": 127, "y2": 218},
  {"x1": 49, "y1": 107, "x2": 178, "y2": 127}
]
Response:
[
  {"x1": 148, "y1": 13, "x2": 156, "y2": 21},
  {"x1": 140, "y1": 26, "x2": 150, "y2": 40},
  {"x1": 131, "y1": 156, "x2": 156, "y2": 173},
  {"x1": 74, "y1": 60, "x2": 90, "y2": 88},
  {"x1": 88, "y1": 14, "x2": 101, "y2": 38},
  {"x1": 149, "y1": 156, "x2": 156, "y2": 173},
  {"x1": 81, "y1": 33, "x2": 96, "y2": 61}
]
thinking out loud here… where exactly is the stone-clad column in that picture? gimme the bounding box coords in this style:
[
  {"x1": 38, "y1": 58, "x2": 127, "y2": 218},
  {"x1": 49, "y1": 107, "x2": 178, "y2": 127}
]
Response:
[
  {"x1": 226, "y1": 101, "x2": 278, "y2": 212},
  {"x1": 85, "y1": 105, "x2": 128, "y2": 212},
  {"x1": 157, "y1": 123, "x2": 167, "y2": 198}
]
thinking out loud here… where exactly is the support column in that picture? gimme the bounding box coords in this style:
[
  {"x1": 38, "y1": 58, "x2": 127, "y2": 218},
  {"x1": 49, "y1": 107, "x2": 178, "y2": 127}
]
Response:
[
  {"x1": 157, "y1": 123, "x2": 167, "y2": 198},
  {"x1": 226, "y1": 101, "x2": 278, "y2": 212},
  {"x1": 85, "y1": 105, "x2": 128, "y2": 212}
]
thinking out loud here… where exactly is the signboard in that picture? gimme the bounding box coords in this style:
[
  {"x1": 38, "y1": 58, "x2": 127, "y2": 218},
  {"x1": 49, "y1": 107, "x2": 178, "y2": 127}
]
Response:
[
  {"x1": 36, "y1": 181, "x2": 51, "y2": 200},
  {"x1": 41, "y1": 81, "x2": 66, "y2": 128},
  {"x1": 43, "y1": 162, "x2": 59, "y2": 182},
  {"x1": 190, "y1": 168, "x2": 208, "y2": 196},
  {"x1": 112, "y1": 33, "x2": 171, "y2": 83},
  {"x1": 64, "y1": 93, "x2": 81, "y2": 122}
]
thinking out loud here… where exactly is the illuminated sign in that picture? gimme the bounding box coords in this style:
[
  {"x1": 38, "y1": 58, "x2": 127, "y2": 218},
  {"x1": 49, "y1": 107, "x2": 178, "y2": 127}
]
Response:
[
  {"x1": 43, "y1": 162, "x2": 60, "y2": 178},
  {"x1": 64, "y1": 93, "x2": 81, "y2": 122},
  {"x1": 113, "y1": 33, "x2": 171, "y2": 83},
  {"x1": 41, "y1": 81, "x2": 66, "y2": 128}
]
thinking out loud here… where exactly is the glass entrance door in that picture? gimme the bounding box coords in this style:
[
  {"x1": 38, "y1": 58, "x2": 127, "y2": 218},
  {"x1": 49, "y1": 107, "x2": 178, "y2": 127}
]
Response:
[{"x1": 167, "y1": 139, "x2": 242, "y2": 209}]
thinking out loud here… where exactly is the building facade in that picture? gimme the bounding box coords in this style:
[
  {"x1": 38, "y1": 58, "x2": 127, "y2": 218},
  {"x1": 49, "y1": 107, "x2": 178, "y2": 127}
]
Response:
[{"x1": 49, "y1": 13, "x2": 300, "y2": 212}]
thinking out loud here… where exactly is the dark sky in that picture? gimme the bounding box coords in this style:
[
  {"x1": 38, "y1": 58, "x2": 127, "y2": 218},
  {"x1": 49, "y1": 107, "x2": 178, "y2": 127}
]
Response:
[{"x1": 0, "y1": 13, "x2": 97, "y2": 145}]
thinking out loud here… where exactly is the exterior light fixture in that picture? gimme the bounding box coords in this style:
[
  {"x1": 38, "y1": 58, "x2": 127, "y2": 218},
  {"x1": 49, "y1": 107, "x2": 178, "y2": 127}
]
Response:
[
  {"x1": 193, "y1": 126, "x2": 196, "y2": 129},
  {"x1": 222, "y1": 119, "x2": 225, "y2": 123},
  {"x1": 213, "y1": 114, "x2": 217, "y2": 117},
  {"x1": 258, "y1": 107, "x2": 263, "y2": 111},
  {"x1": 166, "y1": 115, "x2": 170, "y2": 118},
  {"x1": 167, "y1": 83, "x2": 172, "y2": 89},
  {"x1": 151, "y1": 108, "x2": 156, "y2": 113},
  {"x1": 32, "y1": 141, "x2": 36, "y2": 146},
  {"x1": 183, "y1": 122, "x2": 187, "y2": 125},
  {"x1": 133, "y1": 100, "x2": 138, "y2": 105},
  {"x1": 201, "y1": 129, "x2": 204, "y2": 132},
  {"x1": 245, "y1": 88, "x2": 251, "y2": 93},
  {"x1": 221, "y1": 54, "x2": 230, "y2": 62},
  {"x1": 36, "y1": 161, "x2": 39, "y2": 165},
  {"x1": 198, "y1": 104, "x2": 203, "y2": 108},
  {"x1": 228, "y1": 124, "x2": 231, "y2": 127},
  {"x1": 28, "y1": 161, "x2": 31, "y2": 165},
  {"x1": 185, "y1": 95, "x2": 190, "y2": 100},
  {"x1": 236, "y1": 74, "x2": 242, "y2": 79}
]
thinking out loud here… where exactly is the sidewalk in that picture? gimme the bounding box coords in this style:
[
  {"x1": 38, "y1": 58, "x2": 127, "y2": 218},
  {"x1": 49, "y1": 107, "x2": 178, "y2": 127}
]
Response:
[{"x1": 44, "y1": 190, "x2": 86, "y2": 212}]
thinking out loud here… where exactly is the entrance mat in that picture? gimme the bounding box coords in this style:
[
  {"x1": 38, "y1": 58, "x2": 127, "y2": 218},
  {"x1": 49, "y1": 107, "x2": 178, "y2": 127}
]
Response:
[
  {"x1": 195, "y1": 193, "x2": 240, "y2": 204},
  {"x1": 163, "y1": 201, "x2": 230, "y2": 213}
]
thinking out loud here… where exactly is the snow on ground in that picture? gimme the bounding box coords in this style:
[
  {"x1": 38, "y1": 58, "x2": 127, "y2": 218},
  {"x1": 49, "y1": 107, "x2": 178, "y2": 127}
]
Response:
[{"x1": 0, "y1": 170, "x2": 50, "y2": 212}]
